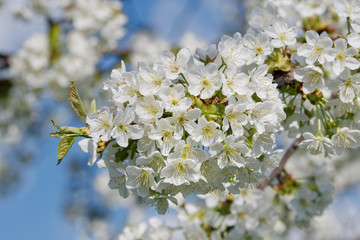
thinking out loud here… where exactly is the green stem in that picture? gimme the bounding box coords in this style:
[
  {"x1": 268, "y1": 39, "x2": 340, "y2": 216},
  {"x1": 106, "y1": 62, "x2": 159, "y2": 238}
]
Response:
[
  {"x1": 180, "y1": 73, "x2": 189, "y2": 85},
  {"x1": 316, "y1": 104, "x2": 324, "y2": 132},
  {"x1": 347, "y1": 17, "x2": 351, "y2": 35}
]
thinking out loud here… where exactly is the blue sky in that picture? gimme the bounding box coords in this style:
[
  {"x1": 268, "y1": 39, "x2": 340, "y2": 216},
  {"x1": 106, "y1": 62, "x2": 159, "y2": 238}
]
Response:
[{"x1": 0, "y1": 137, "x2": 75, "y2": 239}]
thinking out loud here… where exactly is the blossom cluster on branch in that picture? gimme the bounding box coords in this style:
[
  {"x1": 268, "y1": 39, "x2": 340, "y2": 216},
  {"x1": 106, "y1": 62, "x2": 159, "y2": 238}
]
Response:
[
  {"x1": 51, "y1": 0, "x2": 360, "y2": 239},
  {"x1": 10, "y1": 0, "x2": 127, "y2": 89}
]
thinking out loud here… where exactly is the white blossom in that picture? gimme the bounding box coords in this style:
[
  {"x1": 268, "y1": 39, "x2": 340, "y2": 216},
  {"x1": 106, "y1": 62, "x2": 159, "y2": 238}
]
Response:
[
  {"x1": 138, "y1": 63, "x2": 170, "y2": 96},
  {"x1": 243, "y1": 32, "x2": 273, "y2": 64},
  {"x1": 135, "y1": 96, "x2": 163, "y2": 123},
  {"x1": 294, "y1": 65, "x2": 325, "y2": 94},
  {"x1": 264, "y1": 18, "x2": 298, "y2": 48},
  {"x1": 189, "y1": 117, "x2": 224, "y2": 147},
  {"x1": 187, "y1": 63, "x2": 222, "y2": 99},
  {"x1": 221, "y1": 63, "x2": 250, "y2": 97},
  {"x1": 148, "y1": 119, "x2": 179, "y2": 156},
  {"x1": 331, "y1": 127, "x2": 360, "y2": 154},
  {"x1": 126, "y1": 166, "x2": 157, "y2": 197},
  {"x1": 78, "y1": 138, "x2": 99, "y2": 166},
  {"x1": 161, "y1": 157, "x2": 203, "y2": 186},
  {"x1": 158, "y1": 84, "x2": 192, "y2": 112},
  {"x1": 160, "y1": 48, "x2": 191, "y2": 80},
  {"x1": 325, "y1": 38, "x2": 360, "y2": 76},
  {"x1": 209, "y1": 136, "x2": 248, "y2": 169},
  {"x1": 300, "y1": 132, "x2": 334, "y2": 158},
  {"x1": 87, "y1": 106, "x2": 114, "y2": 141},
  {"x1": 111, "y1": 107, "x2": 144, "y2": 147},
  {"x1": 297, "y1": 30, "x2": 333, "y2": 65}
]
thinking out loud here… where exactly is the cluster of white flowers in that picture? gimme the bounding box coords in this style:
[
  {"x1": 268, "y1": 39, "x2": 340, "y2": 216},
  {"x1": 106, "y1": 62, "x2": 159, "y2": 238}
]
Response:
[
  {"x1": 288, "y1": 165, "x2": 334, "y2": 227},
  {"x1": 80, "y1": 21, "x2": 289, "y2": 213},
  {"x1": 47, "y1": 0, "x2": 360, "y2": 238},
  {"x1": 73, "y1": 0, "x2": 360, "y2": 215},
  {"x1": 118, "y1": 189, "x2": 285, "y2": 240},
  {"x1": 245, "y1": 0, "x2": 333, "y2": 22},
  {"x1": 10, "y1": 0, "x2": 127, "y2": 89}
]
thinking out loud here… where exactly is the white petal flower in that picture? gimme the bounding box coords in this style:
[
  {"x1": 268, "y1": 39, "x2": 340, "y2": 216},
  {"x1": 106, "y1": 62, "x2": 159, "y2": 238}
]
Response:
[
  {"x1": 159, "y1": 84, "x2": 192, "y2": 112},
  {"x1": 161, "y1": 157, "x2": 202, "y2": 186},
  {"x1": 172, "y1": 138, "x2": 209, "y2": 163},
  {"x1": 209, "y1": 136, "x2": 248, "y2": 169},
  {"x1": 296, "y1": 0, "x2": 327, "y2": 18},
  {"x1": 289, "y1": 187, "x2": 318, "y2": 223},
  {"x1": 334, "y1": 0, "x2": 360, "y2": 19},
  {"x1": 135, "y1": 96, "x2": 163, "y2": 123},
  {"x1": 297, "y1": 30, "x2": 333, "y2": 65},
  {"x1": 300, "y1": 132, "x2": 334, "y2": 158},
  {"x1": 264, "y1": 18, "x2": 298, "y2": 48},
  {"x1": 338, "y1": 72, "x2": 360, "y2": 103},
  {"x1": 189, "y1": 117, "x2": 224, "y2": 147},
  {"x1": 136, "y1": 151, "x2": 166, "y2": 174},
  {"x1": 248, "y1": 102, "x2": 277, "y2": 134},
  {"x1": 248, "y1": 64, "x2": 273, "y2": 100},
  {"x1": 347, "y1": 31, "x2": 360, "y2": 48},
  {"x1": 111, "y1": 107, "x2": 144, "y2": 147},
  {"x1": 223, "y1": 103, "x2": 248, "y2": 137},
  {"x1": 294, "y1": 65, "x2": 325, "y2": 94},
  {"x1": 138, "y1": 62, "x2": 170, "y2": 96},
  {"x1": 195, "y1": 44, "x2": 218, "y2": 63},
  {"x1": 111, "y1": 71, "x2": 139, "y2": 105},
  {"x1": 252, "y1": 132, "x2": 276, "y2": 158},
  {"x1": 137, "y1": 124, "x2": 156, "y2": 153},
  {"x1": 86, "y1": 106, "x2": 114, "y2": 141},
  {"x1": 126, "y1": 166, "x2": 157, "y2": 197},
  {"x1": 218, "y1": 33, "x2": 254, "y2": 67},
  {"x1": 243, "y1": 32, "x2": 273, "y2": 64},
  {"x1": 78, "y1": 138, "x2": 99, "y2": 166},
  {"x1": 169, "y1": 108, "x2": 202, "y2": 139},
  {"x1": 104, "y1": 60, "x2": 127, "y2": 93},
  {"x1": 327, "y1": 38, "x2": 360, "y2": 76},
  {"x1": 331, "y1": 127, "x2": 360, "y2": 154},
  {"x1": 188, "y1": 63, "x2": 222, "y2": 99},
  {"x1": 160, "y1": 48, "x2": 191, "y2": 80},
  {"x1": 104, "y1": 159, "x2": 129, "y2": 198},
  {"x1": 248, "y1": 3, "x2": 276, "y2": 29},
  {"x1": 148, "y1": 119, "x2": 178, "y2": 156},
  {"x1": 221, "y1": 63, "x2": 250, "y2": 97}
]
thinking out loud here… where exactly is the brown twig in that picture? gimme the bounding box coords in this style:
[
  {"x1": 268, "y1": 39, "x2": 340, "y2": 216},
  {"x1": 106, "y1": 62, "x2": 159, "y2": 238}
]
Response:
[
  {"x1": 0, "y1": 53, "x2": 10, "y2": 67},
  {"x1": 258, "y1": 135, "x2": 304, "y2": 190}
]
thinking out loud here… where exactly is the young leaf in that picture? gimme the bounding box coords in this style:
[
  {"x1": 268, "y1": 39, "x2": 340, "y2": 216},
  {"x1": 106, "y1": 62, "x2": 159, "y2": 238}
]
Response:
[
  {"x1": 68, "y1": 80, "x2": 87, "y2": 121},
  {"x1": 57, "y1": 135, "x2": 77, "y2": 165},
  {"x1": 50, "y1": 120, "x2": 82, "y2": 137},
  {"x1": 91, "y1": 98, "x2": 97, "y2": 113},
  {"x1": 51, "y1": 120, "x2": 61, "y2": 130}
]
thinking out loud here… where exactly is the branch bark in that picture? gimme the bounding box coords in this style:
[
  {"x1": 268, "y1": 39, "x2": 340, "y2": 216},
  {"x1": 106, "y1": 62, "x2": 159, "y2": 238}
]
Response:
[
  {"x1": 0, "y1": 54, "x2": 9, "y2": 67},
  {"x1": 258, "y1": 135, "x2": 304, "y2": 190}
]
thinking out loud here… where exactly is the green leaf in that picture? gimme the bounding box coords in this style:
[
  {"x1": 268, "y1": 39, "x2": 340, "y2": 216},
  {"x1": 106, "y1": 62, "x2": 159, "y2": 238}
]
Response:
[
  {"x1": 129, "y1": 140, "x2": 137, "y2": 159},
  {"x1": 57, "y1": 135, "x2": 77, "y2": 165},
  {"x1": 91, "y1": 98, "x2": 97, "y2": 113},
  {"x1": 115, "y1": 148, "x2": 129, "y2": 162},
  {"x1": 50, "y1": 120, "x2": 82, "y2": 137},
  {"x1": 49, "y1": 22, "x2": 61, "y2": 62},
  {"x1": 68, "y1": 81, "x2": 87, "y2": 121}
]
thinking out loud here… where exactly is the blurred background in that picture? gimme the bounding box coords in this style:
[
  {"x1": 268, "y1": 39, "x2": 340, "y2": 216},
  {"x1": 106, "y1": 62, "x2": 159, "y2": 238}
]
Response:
[{"x1": 0, "y1": 0, "x2": 360, "y2": 239}]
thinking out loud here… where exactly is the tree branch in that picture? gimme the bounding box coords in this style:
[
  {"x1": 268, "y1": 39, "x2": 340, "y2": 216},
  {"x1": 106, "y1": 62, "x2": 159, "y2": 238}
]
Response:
[
  {"x1": 0, "y1": 54, "x2": 9, "y2": 68},
  {"x1": 258, "y1": 135, "x2": 304, "y2": 190}
]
